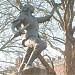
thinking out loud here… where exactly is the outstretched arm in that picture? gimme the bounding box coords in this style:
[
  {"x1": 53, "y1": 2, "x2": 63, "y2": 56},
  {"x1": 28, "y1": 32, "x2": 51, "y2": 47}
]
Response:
[{"x1": 37, "y1": 6, "x2": 55, "y2": 23}]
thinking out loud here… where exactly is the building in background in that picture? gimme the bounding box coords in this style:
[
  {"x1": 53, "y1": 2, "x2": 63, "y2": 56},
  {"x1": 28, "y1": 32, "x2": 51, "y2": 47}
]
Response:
[{"x1": 54, "y1": 57, "x2": 64, "y2": 75}]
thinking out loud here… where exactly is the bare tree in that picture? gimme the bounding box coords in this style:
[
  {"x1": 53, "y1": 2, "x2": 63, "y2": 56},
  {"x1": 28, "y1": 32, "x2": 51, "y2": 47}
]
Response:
[
  {"x1": 0, "y1": 0, "x2": 75, "y2": 75},
  {"x1": 45, "y1": 0, "x2": 75, "y2": 75}
]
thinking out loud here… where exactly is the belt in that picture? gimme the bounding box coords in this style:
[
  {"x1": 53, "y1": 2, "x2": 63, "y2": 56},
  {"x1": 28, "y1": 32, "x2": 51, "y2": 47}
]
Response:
[{"x1": 22, "y1": 35, "x2": 40, "y2": 47}]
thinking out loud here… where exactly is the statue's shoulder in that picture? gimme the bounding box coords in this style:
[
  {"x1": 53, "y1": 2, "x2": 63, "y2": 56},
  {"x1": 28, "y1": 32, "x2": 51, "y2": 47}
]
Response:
[{"x1": 18, "y1": 12, "x2": 27, "y2": 20}]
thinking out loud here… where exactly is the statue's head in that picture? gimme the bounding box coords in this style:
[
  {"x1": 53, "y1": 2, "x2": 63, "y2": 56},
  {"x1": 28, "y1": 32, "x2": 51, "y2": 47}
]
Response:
[{"x1": 21, "y1": 4, "x2": 34, "y2": 13}]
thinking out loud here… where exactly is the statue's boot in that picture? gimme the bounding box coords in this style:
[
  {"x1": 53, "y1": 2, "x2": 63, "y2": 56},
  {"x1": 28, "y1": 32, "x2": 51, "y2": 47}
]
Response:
[{"x1": 18, "y1": 47, "x2": 33, "y2": 72}]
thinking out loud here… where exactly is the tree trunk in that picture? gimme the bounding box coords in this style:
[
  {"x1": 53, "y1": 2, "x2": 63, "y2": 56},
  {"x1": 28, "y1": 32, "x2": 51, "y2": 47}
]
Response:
[
  {"x1": 64, "y1": 1, "x2": 75, "y2": 75},
  {"x1": 65, "y1": 37, "x2": 72, "y2": 75},
  {"x1": 65, "y1": 36, "x2": 75, "y2": 75}
]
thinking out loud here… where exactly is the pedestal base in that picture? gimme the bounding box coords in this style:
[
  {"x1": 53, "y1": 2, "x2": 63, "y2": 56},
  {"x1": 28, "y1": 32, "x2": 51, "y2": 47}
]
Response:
[
  {"x1": 10, "y1": 67, "x2": 56, "y2": 75},
  {"x1": 22, "y1": 67, "x2": 49, "y2": 75}
]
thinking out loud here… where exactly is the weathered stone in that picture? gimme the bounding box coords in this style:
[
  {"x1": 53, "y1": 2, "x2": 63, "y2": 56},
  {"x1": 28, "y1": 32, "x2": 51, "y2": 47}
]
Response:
[
  {"x1": 22, "y1": 67, "x2": 49, "y2": 75},
  {"x1": 9, "y1": 67, "x2": 55, "y2": 75}
]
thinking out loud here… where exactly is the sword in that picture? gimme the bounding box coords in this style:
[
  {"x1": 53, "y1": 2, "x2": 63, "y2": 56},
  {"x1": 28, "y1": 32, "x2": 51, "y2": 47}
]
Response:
[
  {"x1": 14, "y1": 23, "x2": 30, "y2": 37},
  {"x1": 0, "y1": 23, "x2": 30, "y2": 51}
]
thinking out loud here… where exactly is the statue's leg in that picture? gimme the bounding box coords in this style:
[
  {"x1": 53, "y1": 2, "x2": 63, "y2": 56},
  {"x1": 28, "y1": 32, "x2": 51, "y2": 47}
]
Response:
[
  {"x1": 24, "y1": 39, "x2": 47, "y2": 69},
  {"x1": 18, "y1": 47, "x2": 33, "y2": 71}
]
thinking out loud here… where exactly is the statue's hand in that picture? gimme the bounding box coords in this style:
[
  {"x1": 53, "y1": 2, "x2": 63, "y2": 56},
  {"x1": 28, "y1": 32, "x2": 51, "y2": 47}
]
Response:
[
  {"x1": 14, "y1": 29, "x2": 23, "y2": 37},
  {"x1": 14, "y1": 31, "x2": 21, "y2": 37},
  {"x1": 14, "y1": 26, "x2": 25, "y2": 37},
  {"x1": 13, "y1": 23, "x2": 31, "y2": 38}
]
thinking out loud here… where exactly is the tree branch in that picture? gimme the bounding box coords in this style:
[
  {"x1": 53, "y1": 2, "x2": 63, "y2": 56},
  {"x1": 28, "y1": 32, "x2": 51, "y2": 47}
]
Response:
[{"x1": 7, "y1": 0, "x2": 20, "y2": 11}]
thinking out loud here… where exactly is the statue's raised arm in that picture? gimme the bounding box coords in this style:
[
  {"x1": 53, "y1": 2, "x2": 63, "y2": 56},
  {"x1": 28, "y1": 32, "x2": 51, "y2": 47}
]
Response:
[{"x1": 36, "y1": 6, "x2": 55, "y2": 23}]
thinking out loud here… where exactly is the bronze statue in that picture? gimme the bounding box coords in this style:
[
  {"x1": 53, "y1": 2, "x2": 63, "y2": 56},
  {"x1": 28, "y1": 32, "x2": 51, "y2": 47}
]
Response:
[{"x1": 11, "y1": 4, "x2": 55, "y2": 71}]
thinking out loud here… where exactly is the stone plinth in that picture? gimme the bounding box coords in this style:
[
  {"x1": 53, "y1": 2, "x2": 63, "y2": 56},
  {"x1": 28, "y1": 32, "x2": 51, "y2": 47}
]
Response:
[
  {"x1": 21, "y1": 67, "x2": 50, "y2": 75},
  {"x1": 10, "y1": 67, "x2": 56, "y2": 75}
]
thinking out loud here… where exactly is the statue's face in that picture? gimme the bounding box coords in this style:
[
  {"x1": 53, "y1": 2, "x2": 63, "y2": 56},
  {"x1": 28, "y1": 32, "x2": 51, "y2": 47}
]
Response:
[{"x1": 21, "y1": 4, "x2": 34, "y2": 13}]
